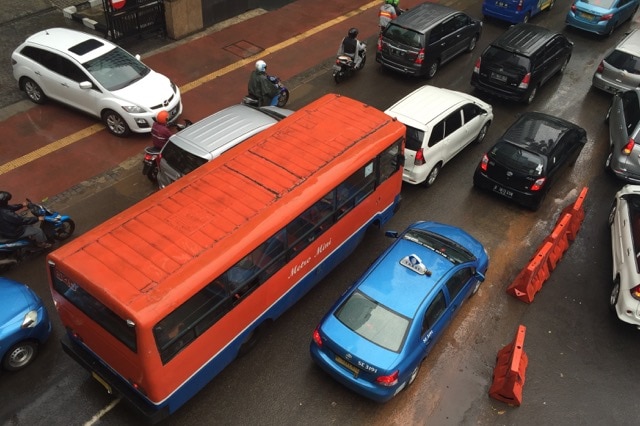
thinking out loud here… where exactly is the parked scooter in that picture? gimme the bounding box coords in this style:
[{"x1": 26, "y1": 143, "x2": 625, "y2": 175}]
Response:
[
  {"x1": 332, "y1": 43, "x2": 367, "y2": 83},
  {"x1": 0, "y1": 199, "x2": 75, "y2": 271},
  {"x1": 242, "y1": 75, "x2": 290, "y2": 108},
  {"x1": 142, "y1": 119, "x2": 192, "y2": 183}
]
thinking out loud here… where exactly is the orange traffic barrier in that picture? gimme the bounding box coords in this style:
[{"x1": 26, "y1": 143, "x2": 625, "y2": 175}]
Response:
[
  {"x1": 506, "y1": 187, "x2": 588, "y2": 303},
  {"x1": 489, "y1": 325, "x2": 528, "y2": 406}
]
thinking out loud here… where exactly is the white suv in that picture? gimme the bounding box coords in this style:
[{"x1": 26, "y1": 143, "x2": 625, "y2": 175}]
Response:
[
  {"x1": 385, "y1": 85, "x2": 493, "y2": 187},
  {"x1": 11, "y1": 27, "x2": 182, "y2": 137},
  {"x1": 609, "y1": 184, "x2": 640, "y2": 328}
]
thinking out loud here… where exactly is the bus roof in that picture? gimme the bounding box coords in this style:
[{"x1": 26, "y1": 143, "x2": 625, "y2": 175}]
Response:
[{"x1": 48, "y1": 94, "x2": 405, "y2": 318}]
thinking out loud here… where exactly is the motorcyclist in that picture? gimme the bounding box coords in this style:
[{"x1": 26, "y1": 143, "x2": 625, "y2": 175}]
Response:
[
  {"x1": 337, "y1": 28, "x2": 366, "y2": 69},
  {"x1": 379, "y1": 0, "x2": 398, "y2": 31},
  {"x1": 151, "y1": 110, "x2": 173, "y2": 150},
  {"x1": 0, "y1": 191, "x2": 50, "y2": 248},
  {"x1": 248, "y1": 60, "x2": 279, "y2": 107}
]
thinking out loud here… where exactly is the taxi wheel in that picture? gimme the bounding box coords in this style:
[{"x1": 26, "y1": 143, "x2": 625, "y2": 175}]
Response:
[
  {"x1": 102, "y1": 109, "x2": 131, "y2": 137},
  {"x1": 407, "y1": 364, "x2": 420, "y2": 387},
  {"x1": 2, "y1": 341, "x2": 38, "y2": 371}
]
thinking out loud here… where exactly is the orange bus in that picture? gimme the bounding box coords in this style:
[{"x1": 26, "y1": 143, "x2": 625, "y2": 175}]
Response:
[{"x1": 47, "y1": 94, "x2": 405, "y2": 421}]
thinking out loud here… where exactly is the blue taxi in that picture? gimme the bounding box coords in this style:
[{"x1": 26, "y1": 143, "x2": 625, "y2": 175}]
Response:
[{"x1": 310, "y1": 222, "x2": 489, "y2": 402}]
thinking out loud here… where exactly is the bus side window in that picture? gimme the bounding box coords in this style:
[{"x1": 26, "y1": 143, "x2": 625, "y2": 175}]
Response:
[{"x1": 378, "y1": 139, "x2": 402, "y2": 183}]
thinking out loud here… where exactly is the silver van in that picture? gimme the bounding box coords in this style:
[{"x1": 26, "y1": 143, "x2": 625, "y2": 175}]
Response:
[{"x1": 157, "y1": 104, "x2": 293, "y2": 188}]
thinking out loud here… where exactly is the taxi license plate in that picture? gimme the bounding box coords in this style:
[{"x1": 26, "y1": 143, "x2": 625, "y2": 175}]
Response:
[
  {"x1": 493, "y1": 185, "x2": 513, "y2": 198},
  {"x1": 579, "y1": 11, "x2": 594, "y2": 20},
  {"x1": 491, "y1": 72, "x2": 507, "y2": 82},
  {"x1": 92, "y1": 371, "x2": 113, "y2": 394},
  {"x1": 335, "y1": 356, "x2": 360, "y2": 377}
]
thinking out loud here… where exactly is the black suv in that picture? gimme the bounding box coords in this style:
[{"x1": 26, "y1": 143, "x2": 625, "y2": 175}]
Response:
[
  {"x1": 473, "y1": 112, "x2": 587, "y2": 210},
  {"x1": 470, "y1": 24, "x2": 573, "y2": 104},
  {"x1": 376, "y1": 2, "x2": 482, "y2": 79}
]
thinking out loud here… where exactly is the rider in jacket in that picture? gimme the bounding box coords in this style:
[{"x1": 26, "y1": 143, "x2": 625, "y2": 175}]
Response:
[
  {"x1": 337, "y1": 28, "x2": 366, "y2": 69},
  {"x1": 0, "y1": 191, "x2": 50, "y2": 248},
  {"x1": 151, "y1": 110, "x2": 173, "y2": 149}
]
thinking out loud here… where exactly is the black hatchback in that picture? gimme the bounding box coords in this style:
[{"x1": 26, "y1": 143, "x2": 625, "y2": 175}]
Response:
[
  {"x1": 473, "y1": 112, "x2": 587, "y2": 210},
  {"x1": 470, "y1": 24, "x2": 573, "y2": 104}
]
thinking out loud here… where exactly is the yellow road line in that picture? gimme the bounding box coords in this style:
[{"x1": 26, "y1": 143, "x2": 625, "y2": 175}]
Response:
[{"x1": 0, "y1": 0, "x2": 379, "y2": 177}]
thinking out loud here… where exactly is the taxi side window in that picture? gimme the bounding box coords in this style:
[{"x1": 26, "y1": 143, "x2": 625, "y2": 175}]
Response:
[
  {"x1": 421, "y1": 290, "x2": 447, "y2": 335},
  {"x1": 445, "y1": 267, "x2": 474, "y2": 300}
]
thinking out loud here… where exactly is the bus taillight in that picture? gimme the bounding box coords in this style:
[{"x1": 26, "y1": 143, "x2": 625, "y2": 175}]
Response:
[{"x1": 312, "y1": 328, "x2": 323, "y2": 347}]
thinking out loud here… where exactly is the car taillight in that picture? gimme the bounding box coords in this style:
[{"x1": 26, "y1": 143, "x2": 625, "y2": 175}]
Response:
[
  {"x1": 517, "y1": 0, "x2": 524, "y2": 11},
  {"x1": 414, "y1": 48, "x2": 425, "y2": 64},
  {"x1": 530, "y1": 177, "x2": 546, "y2": 191},
  {"x1": 596, "y1": 60, "x2": 604, "y2": 74},
  {"x1": 376, "y1": 370, "x2": 399, "y2": 386},
  {"x1": 518, "y1": 72, "x2": 531, "y2": 89},
  {"x1": 479, "y1": 154, "x2": 489, "y2": 172},
  {"x1": 312, "y1": 328, "x2": 323, "y2": 347},
  {"x1": 631, "y1": 284, "x2": 640, "y2": 300},
  {"x1": 600, "y1": 13, "x2": 613, "y2": 21},
  {"x1": 623, "y1": 138, "x2": 635, "y2": 155},
  {"x1": 571, "y1": 3, "x2": 577, "y2": 12},
  {"x1": 473, "y1": 57, "x2": 481, "y2": 74},
  {"x1": 414, "y1": 148, "x2": 425, "y2": 165}
]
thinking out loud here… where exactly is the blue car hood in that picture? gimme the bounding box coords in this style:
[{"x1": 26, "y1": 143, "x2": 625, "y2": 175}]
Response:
[{"x1": 0, "y1": 280, "x2": 36, "y2": 334}]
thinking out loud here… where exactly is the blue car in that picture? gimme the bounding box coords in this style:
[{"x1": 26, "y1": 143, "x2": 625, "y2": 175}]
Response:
[
  {"x1": 0, "y1": 278, "x2": 51, "y2": 371},
  {"x1": 310, "y1": 222, "x2": 489, "y2": 402},
  {"x1": 565, "y1": 0, "x2": 639, "y2": 36},
  {"x1": 483, "y1": 0, "x2": 556, "y2": 24}
]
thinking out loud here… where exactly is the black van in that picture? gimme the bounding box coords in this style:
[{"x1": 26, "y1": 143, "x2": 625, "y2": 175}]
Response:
[
  {"x1": 376, "y1": 2, "x2": 482, "y2": 79},
  {"x1": 470, "y1": 23, "x2": 573, "y2": 104}
]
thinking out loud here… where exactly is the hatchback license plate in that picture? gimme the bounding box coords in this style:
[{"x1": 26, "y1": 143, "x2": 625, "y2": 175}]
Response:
[
  {"x1": 496, "y1": 1, "x2": 508, "y2": 7},
  {"x1": 491, "y1": 72, "x2": 507, "y2": 82},
  {"x1": 493, "y1": 184, "x2": 514, "y2": 198},
  {"x1": 335, "y1": 356, "x2": 360, "y2": 377},
  {"x1": 579, "y1": 11, "x2": 594, "y2": 20}
]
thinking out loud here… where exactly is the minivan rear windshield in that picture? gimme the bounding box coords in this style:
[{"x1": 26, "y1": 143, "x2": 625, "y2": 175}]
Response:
[
  {"x1": 405, "y1": 126, "x2": 424, "y2": 151},
  {"x1": 605, "y1": 50, "x2": 640, "y2": 74},
  {"x1": 490, "y1": 142, "x2": 544, "y2": 176},
  {"x1": 384, "y1": 24, "x2": 423, "y2": 48},
  {"x1": 162, "y1": 141, "x2": 208, "y2": 175},
  {"x1": 484, "y1": 47, "x2": 530, "y2": 74}
]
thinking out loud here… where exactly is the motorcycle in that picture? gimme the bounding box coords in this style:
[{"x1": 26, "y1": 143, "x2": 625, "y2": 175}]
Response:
[
  {"x1": 142, "y1": 119, "x2": 192, "y2": 183},
  {"x1": 0, "y1": 199, "x2": 75, "y2": 271},
  {"x1": 332, "y1": 44, "x2": 367, "y2": 84},
  {"x1": 242, "y1": 75, "x2": 290, "y2": 108}
]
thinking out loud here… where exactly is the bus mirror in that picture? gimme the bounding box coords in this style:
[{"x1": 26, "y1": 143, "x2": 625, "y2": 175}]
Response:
[
  {"x1": 385, "y1": 230, "x2": 399, "y2": 239},
  {"x1": 126, "y1": 319, "x2": 136, "y2": 328}
]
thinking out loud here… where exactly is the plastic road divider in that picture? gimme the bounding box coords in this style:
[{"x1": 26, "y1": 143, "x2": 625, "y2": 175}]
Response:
[{"x1": 489, "y1": 324, "x2": 528, "y2": 406}]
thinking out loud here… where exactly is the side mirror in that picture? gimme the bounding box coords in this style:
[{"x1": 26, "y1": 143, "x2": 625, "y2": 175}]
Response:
[
  {"x1": 79, "y1": 81, "x2": 92, "y2": 90},
  {"x1": 475, "y1": 271, "x2": 485, "y2": 282},
  {"x1": 385, "y1": 230, "x2": 399, "y2": 239}
]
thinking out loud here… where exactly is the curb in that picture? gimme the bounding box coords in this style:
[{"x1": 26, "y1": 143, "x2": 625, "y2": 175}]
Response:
[{"x1": 62, "y1": 0, "x2": 108, "y2": 34}]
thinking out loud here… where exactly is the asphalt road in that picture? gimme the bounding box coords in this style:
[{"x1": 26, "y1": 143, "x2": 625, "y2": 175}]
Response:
[{"x1": 2, "y1": 1, "x2": 640, "y2": 425}]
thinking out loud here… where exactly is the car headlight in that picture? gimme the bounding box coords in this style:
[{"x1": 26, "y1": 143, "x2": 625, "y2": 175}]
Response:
[
  {"x1": 121, "y1": 105, "x2": 146, "y2": 114},
  {"x1": 21, "y1": 310, "x2": 39, "y2": 328}
]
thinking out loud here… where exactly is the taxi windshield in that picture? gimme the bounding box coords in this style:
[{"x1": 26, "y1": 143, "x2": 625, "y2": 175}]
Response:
[{"x1": 402, "y1": 229, "x2": 474, "y2": 265}]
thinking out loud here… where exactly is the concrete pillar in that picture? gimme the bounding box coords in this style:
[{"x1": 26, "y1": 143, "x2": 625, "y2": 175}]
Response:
[{"x1": 164, "y1": 0, "x2": 204, "y2": 40}]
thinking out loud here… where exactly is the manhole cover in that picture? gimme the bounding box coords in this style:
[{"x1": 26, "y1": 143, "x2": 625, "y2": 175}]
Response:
[{"x1": 224, "y1": 40, "x2": 264, "y2": 58}]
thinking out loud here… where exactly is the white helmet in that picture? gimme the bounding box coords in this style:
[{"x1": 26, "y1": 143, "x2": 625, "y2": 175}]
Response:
[{"x1": 255, "y1": 60, "x2": 267, "y2": 72}]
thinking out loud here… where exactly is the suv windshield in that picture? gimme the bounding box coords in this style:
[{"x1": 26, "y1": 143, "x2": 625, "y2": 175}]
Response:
[
  {"x1": 162, "y1": 141, "x2": 207, "y2": 175},
  {"x1": 484, "y1": 46, "x2": 530, "y2": 73},
  {"x1": 605, "y1": 50, "x2": 640, "y2": 74},
  {"x1": 490, "y1": 141, "x2": 544, "y2": 176},
  {"x1": 384, "y1": 24, "x2": 424, "y2": 48},
  {"x1": 83, "y1": 46, "x2": 150, "y2": 91},
  {"x1": 335, "y1": 291, "x2": 409, "y2": 352}
]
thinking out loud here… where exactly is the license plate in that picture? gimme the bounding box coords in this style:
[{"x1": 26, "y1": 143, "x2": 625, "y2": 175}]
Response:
[
  {"x1": 493, "y1": 184, "x2": 514, "y2": 198},
  {"x1": 335, "y1": 356, "x2": 360, "y2": 377},
  {"x1": 390, "y1": 47, "x2": 404, "y2": 57},
  {"x1": 92, "y1": 371, "x2": 113, "y2": 394},
  {"x1": 491, "y1": 72, "x2": 507, "y2": 82},
  {"x1": 579, "y1": 11, "x2": 594, "y2": 20},
  {"x1": 495, "y1": 1, "x2": 508, "y2": 7}
]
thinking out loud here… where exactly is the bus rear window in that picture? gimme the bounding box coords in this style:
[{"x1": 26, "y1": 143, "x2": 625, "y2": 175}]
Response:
[{"x1": 50, "y1": 266, "x2": 137, "y2": 352}]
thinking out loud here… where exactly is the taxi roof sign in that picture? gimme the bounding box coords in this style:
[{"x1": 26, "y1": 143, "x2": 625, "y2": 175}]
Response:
[{"x1": 400, "y1": 254, "x2": 431, "y2": 276}]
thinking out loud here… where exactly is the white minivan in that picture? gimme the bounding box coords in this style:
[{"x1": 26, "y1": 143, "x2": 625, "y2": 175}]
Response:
[{"x1": 385, "y1": 86, "x2": 493, "y2": 187}]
